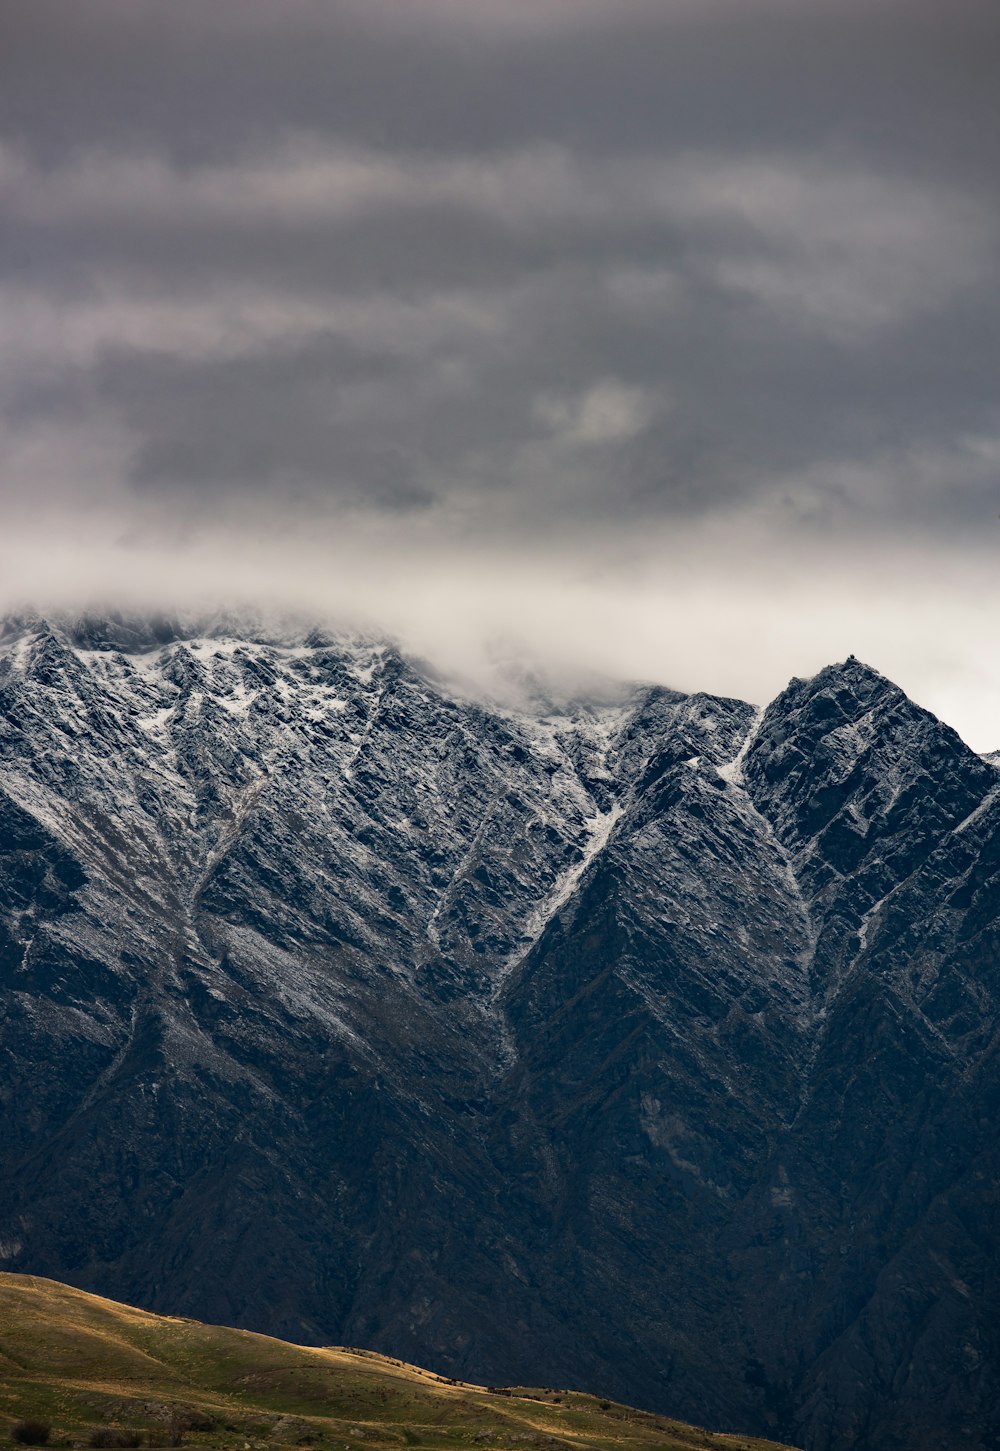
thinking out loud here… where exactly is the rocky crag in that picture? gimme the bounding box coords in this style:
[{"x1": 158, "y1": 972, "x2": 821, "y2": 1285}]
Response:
[{"x1": 2, "y1": 612, "x2": 999, "y2": 1451}]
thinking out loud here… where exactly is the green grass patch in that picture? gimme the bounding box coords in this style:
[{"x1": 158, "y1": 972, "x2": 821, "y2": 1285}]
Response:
[{"x1": 0, "y1": 1274, "x2": 799, "y2": 1451}]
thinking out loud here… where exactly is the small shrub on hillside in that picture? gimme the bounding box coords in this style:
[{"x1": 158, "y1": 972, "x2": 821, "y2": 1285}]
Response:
[
  {"x1": 175, "y1": 1412, "x2": 213, "y2": 1433},
  {"x1": 89, "y1": 1428, "x2": 142, "y2": 1448},
  {"x1": 12, "y1": 1422, "x2": 52, "y2": 1446}
]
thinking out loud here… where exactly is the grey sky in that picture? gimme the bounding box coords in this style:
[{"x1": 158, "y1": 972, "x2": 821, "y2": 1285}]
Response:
[{"x1": 1, "y1": 1, "x2": 999, "y2": 742}]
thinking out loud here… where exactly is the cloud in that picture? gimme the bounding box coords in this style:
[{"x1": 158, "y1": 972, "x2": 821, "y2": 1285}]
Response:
[
  {"x1": 3, "y1": 509, "x2": 1000, "y2": 750},
  {"x1": 676, "y1": 161, "x2": 993, "y2": 338},
  {"x1": 0, "y1": 280, "x2": 504, "y2": 374},
  {"x1": 534, "y1": 382, "x2": 657, "y2": 447},
  {"x1": 1, "y1": 0, "x2": 999, "y2": 747}
]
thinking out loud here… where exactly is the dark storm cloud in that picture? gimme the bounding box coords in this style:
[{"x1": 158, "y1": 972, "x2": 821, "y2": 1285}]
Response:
[
  {"x1": 4, "y1": 130, "x2": 994, "y2": 533},
  {"x1": 4, "y1": 1, "x2": 999, "y2": 169},
  {"x1": 2, "y1": 0, "x2": 1000, "y2": 741}
]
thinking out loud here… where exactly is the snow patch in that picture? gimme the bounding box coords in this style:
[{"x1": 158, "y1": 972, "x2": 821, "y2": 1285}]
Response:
[
  {"x1": 497, "y1": 802, "x2": 624, "y2": 979},
  {"x1": 717, "y1": 706, "x2": 765, "y2": 786}
]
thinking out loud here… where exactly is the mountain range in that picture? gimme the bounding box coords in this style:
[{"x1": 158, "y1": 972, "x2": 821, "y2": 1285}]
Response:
[{"x1": 2, "y1": 612, "x2": 999, "y2": 1451}]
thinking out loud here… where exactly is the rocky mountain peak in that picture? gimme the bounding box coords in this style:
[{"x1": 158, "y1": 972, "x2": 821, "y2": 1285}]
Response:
[
  {"x1": 1, "y1": 617, "x2": 999, "y2": 1451},
  {"x1": 742, "y1": 652, "x2": 994, "y2": 909}
]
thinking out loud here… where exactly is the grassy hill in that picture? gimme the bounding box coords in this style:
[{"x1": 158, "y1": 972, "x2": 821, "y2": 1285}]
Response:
[{"x1": 0, "y1": 1275, "x2": 797, "y2": 1451}]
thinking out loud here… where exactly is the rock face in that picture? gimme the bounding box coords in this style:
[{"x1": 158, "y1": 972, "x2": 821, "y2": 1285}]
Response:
[{"x1": 1, "y1": 614, "x2": 999, "y2": 1451}]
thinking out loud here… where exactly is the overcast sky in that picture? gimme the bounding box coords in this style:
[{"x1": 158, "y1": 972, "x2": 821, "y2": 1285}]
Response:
[{"x1": 2, "y1": 0, "x2": 999, "y2": 742}]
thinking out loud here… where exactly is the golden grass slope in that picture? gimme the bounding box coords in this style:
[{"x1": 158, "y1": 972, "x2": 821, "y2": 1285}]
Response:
[{"x1": 0, "y1": 1274, "x2": 797, "y2": 1451}]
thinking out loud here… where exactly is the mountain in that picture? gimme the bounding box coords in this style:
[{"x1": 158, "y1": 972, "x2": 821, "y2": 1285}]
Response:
[
  {"x1": 0, "y1": 1271, "x2": 798, "y2": 1451},
  {"x1": 1, "y1": 613, "x2": 999, "y2": 1451}
]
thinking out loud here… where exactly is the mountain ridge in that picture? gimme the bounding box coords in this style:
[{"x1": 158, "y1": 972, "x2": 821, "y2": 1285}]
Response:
[{"x1": 2, "y1": 614, "x2": 999, "y2": 1451}]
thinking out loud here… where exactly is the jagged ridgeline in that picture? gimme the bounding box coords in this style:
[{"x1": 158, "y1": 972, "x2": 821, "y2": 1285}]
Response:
[
  {"x1": 0, "y1": 1272, "x2": 796, "y2": 1451},
  {"x1": 2, "y1": 613, "x2": 1000, "y2": 1451}
]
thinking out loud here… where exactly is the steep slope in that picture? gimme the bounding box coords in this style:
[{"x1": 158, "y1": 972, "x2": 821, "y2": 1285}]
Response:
[
  {"x1": 729, "y1": 660, "x2": 1000, "y2": 1451},
  {"x1": 0, "y1": 1273, "x2": 799, "y2": 1451},
  {"x1": 1, "y1": 614, "x2": 999, "y2": 1451}
]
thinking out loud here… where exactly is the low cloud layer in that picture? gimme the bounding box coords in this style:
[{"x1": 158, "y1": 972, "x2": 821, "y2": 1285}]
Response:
[{"x1": 1, "y1": 1, "x2": 999, "y2": 743}]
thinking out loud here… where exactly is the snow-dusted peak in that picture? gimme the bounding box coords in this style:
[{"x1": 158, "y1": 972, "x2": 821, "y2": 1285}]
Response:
[{"x1": 5, "y1": 612, "x2": 1000, "y2": 1451}]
